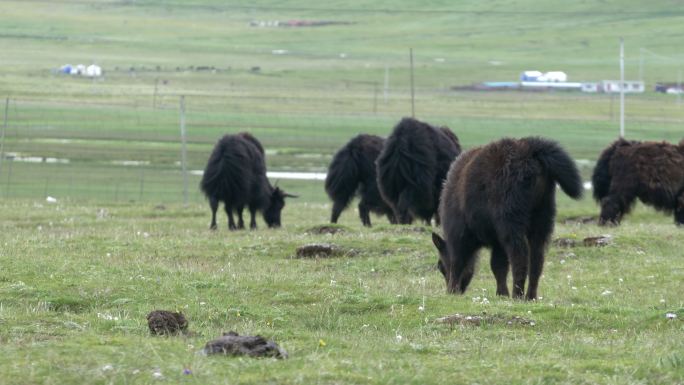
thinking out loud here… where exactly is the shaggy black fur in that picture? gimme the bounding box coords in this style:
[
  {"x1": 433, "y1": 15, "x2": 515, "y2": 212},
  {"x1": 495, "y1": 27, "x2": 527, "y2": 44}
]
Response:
[
  {"x1": 432, "y1": 137, "x2": 582, "y2": 300},
  {"x1": 325, "y1": 134, "x2": 396, "y2": 226},
  {"x1": 592, "y1": 138, "x2": 684, "y2": 225},
  {"x1": 146, "y1": 310, "x2": 188, "y2": 335},
  {"x1": 200, "y1": 133, "x2": 296, "y2": 230},
  {"x1": 376, "y1": 117, "x2": 461, "y2": 225}
]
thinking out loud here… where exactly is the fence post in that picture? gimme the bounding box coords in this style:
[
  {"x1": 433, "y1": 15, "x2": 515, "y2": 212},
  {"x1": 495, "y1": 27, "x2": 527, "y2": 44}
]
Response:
[
  {"x1": 373, "y1": 82, "x2": 378, "y2": 114},
  {"x1": 678, "y1": 70, "x2": 682, "y2": 107},
  {"x1": 153, "y1": 78, "x2": 159, "y2": 109},
  {"x1": 139, "y1": 169, "x2": 145, "y2": 201},
  {"x1": 5, "y1": 157, "x2": 12, "y2": 198},
  {"x1": 0, "y1": 97, "x2": 8, "y2": 180},
  {"x1": 179, "y1": 95, "x2": 189, "y2": 206},
  {"x1": 619, "y1": 37, "x2": 625, "y2": 138},
  {"x1": 384, "y1": 65, "x2": 389, "y2": 103},
  {"x1": 409, "y1": 48, "x2": 415, "y2": 118}
]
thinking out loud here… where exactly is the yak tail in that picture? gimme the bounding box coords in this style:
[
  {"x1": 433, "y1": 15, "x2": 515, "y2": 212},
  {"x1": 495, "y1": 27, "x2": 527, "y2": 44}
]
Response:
[
  {"x1": 530, "y1": 138, "x2": 583, "y2": 200},
  {"x1": 591, "y1": 138, "x2": 633, "y2": 202},
  {"x1": 325, "y1": 147, "x2": 361, "y2": 211},
  {"x1": 200, "y1": 141, "x2": 239, "y2": 198}
]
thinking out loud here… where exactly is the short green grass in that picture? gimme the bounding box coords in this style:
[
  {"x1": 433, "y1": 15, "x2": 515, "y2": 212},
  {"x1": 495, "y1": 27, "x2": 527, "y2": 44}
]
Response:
[{"x1": 0, "y1": 197, "x2": 682, "y2": 384}]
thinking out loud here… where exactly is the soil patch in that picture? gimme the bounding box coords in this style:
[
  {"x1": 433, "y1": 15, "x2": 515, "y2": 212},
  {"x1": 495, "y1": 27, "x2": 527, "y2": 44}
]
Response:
[
  {"x1": 294, "y1": 243, "x2": 356, "y2": 258},
  {"x1": 553, "y1": 238, "x2": 579, "y2": 248},
  {"x1": 553, "y1": 235, "x2": 613, "y2": 248},
  {"x1": 582, "y1": 235, "x2": 612, "y2": 247},
  {"x1": 562, "y1": 216, "x2": 598, "y2": 225},
  {"x1": 305, "y1": 225, "x2": 346, "y2": 235}
]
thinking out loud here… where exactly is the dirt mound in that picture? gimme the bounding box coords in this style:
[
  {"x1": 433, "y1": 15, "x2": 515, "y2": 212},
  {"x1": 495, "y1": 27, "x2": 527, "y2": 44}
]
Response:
[
  {"x1": 203, "y1": 331, "x2": 287, "y2": 358},
  {"x1": 553, "y1": 235, "x2": 613, "y2": 248},
  {"x1": 294, "y1": 243, "x2": 356, "y2": 258},
  {"x1": 562, "y1": 216, "x2": 597, "y2": 225},
  {"x1": 305, "y1": 225, "x2": 346, "y2": 235},
  {"x1": 147, "y1": 310, "x2": 188, "y2": 335},
  {"x1": 582, "y1": 235, "x2": 612, "y2": 247}
]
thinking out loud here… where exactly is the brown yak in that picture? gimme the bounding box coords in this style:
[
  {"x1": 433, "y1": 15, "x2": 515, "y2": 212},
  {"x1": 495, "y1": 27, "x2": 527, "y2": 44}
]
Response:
[
  {"x1": 433, "y1": 137, "x2": 582, "y2": 300},
  {"x1": 592, "y1": 138, "x2": 684, "y2": 225}
]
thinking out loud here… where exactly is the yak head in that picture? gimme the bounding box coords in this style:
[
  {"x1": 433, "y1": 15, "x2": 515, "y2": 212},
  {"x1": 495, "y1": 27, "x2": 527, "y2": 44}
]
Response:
[
  {"x1": 598, "y1": 196, "x2": 622, "y2": 226},
  {"x1": 263, "y1": 187, "x2": 298, "y2": 228},
  {"x1": 432, "y1": 232, "x2": 462, "y2": 294}
]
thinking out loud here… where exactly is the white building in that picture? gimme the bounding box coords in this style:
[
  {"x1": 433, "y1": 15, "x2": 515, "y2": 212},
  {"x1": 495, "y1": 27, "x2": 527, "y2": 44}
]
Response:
[{"x1": 601, "y1": 80, "x2": 645, "y2": 93}]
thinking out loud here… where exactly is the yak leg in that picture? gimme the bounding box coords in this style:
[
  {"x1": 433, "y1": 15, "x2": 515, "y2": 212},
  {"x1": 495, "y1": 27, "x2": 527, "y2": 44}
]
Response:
[
  {"x1": 446, "y1": 228, "x2": 480, "y2": 294},
  {"x1": 599, "y1": 179, "x2": 638, "y2": 225},
  {"x1": 386, "y1": 210, "x2": 398, "y2": 224},
  {"x1": 330, "y1": 200, "x2": 346, "y2": 224},
  {"x1": 358, "y1": 200, "x2": 371, "y2": 227},
  {"x1": 525, "y1": 205, "x2": 554, "y2": 300},
  {"x1": 249, "y1": 205, "x2": 258, "y2": 230},
  {"x1": 236, "y1": 205, "x2": 245, "y2": 229},
  {"x1": 209, "y1": 197, "x2": 219, "y2": 230},
  {"x1": 454, "y1": 243, "x2": 479, "y2": 294},
  {"x1": 490, "y1": 243, "x2": 510, "y2": 296},
  {"x1": 396, "y1": 190, "x2": 414, "y2": 224},
  {"x1": 500, "y1": 232, "x2": 530, "y2": 299},
  {"x1": 225, "y1": 206, "x2": 237, "y2": 230},
  {"x1": 675, "y1": 193, "x2": 684, "y2": 225},
  {"x1": 526, "y1": 237, "x2": 547, "y2": 301}
]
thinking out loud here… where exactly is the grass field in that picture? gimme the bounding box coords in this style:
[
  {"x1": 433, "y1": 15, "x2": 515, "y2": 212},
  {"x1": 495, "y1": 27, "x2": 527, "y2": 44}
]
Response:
[
  {"x1": 1, "y1": 1, "x2": 684, "y2": 384},
  {"x1": 1, "y1": 198, "x2": 683, "y2": 384}
]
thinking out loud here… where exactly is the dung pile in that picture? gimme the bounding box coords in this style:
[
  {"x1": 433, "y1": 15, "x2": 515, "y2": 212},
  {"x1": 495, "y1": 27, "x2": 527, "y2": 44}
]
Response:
[
  {"x1": 147, "y1": 310, "x2": 188, "y2": 335},
  {"x1": 203, "y1": 332, "x2": 287, "y2": 358}
]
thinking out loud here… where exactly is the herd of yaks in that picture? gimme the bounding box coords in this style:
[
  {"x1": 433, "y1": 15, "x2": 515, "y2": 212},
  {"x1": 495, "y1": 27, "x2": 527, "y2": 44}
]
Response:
[{"x1": 200, "y1": 117, "x2": 684, "y2": 300}]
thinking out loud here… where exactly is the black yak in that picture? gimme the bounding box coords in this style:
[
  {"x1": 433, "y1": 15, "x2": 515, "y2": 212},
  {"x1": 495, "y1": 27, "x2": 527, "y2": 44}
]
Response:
[
  {"x1": 432, "y1": 137, "x2": 583, "y2": 300},
  {"x1": 200, "y1": 132, "x2": 296, "y2": 230},
  {"x1": 592, "y1": 138, "x2": 684, "y2": 225},
  {"x1": 376, "y1": 117, "x2": 461, "y2": 225},
  {"x1": 325, "y1": 134, "x2": 395, "y2": 226}
]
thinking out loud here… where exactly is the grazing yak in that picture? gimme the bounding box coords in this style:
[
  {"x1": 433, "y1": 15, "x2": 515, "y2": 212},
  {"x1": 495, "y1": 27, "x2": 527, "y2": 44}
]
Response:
[
  {"x1": 325, "y1": 134, "x2": 396, "y2": 226},
  {"x1": 432, "y1": 137, "x2": 582, "y2": 300},
  {"x1": 592, "y1": 138, "x2": 684, "y2": 225},
  {"x1": 376, "y1": 117, "x2": 461, "y2": 225},
  {"x1": 200, "y1": 132, "x2": 296, "y2": 230}
]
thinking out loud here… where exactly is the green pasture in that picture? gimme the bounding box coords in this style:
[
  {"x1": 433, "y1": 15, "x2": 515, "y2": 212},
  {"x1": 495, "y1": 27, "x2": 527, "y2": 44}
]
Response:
[
  {"x1": 0, "y1": 198, "x2": 683, "y2": 384},
  {"x1": 1, "y1": 1, "x2": 684, "y2": 384}
]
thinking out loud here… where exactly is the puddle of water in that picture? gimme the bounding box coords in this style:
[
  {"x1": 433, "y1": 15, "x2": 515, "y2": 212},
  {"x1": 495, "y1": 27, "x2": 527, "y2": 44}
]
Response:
[
  {"x1": 4, "y1": 153, "x2": 70, "y2": 164},
  {"x1": 189, "y1": 170, "x2": 327, "y2": 180},
  {"x1": 268, "y1": 171, "x2": 326, "y2": 180},
  {"x1": 112, "y1": 160, "x2": 150, "y2": 166}
]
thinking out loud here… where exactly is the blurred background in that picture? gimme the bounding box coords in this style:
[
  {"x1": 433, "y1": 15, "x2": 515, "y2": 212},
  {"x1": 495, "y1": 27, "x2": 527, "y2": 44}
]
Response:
[{"x1": 1, "y1": 0, "x2": 682, "y2": 204}]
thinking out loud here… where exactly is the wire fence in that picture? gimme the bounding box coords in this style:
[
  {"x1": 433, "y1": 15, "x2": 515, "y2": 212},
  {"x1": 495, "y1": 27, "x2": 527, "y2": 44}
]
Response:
[{"x1": 0, "y1": 85, "x2": 682, "y2": 204}]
